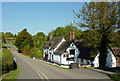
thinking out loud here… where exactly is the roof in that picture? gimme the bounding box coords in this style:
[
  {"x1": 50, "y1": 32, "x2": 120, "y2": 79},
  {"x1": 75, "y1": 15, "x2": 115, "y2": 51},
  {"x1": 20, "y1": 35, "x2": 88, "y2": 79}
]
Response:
[
  {"x1": 77, "y1": 44, "x2": 119, "y2": 60},
  {"x1": 78, "y1": 46, "x2": 95, "y2": 60},
  {"x1": 111, "y1": 48, "x2": 120, "y2": 57},
  {"x1": 54, "y1": 41, "x2": 73, "y2": 54},
  {"x1": 75, "y1": 41, "x2": 96, "y2": 60},
  {"x1": 43, "y1": 36, "x2": 65, "y2": 49}
]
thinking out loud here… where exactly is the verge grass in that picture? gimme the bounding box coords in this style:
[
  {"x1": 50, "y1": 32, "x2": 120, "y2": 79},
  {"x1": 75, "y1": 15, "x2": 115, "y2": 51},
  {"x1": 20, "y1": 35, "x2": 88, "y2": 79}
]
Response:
[{"x1": 2, "y1": 63, "x2": 19, "y2": 81}]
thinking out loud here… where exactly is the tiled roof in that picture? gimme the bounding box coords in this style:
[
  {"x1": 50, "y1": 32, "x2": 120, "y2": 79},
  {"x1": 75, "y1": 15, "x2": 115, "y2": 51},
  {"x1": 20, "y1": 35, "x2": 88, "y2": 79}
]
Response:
[
  {"x1": 78, "y1": 46, "x2": 95, "y2": 60},
  {"x1": 54, "y1": 41, "x2": 73, "y2": 54},
  {"x1": 43, "y1": 36, "x2": 65, "y2": 49},
  {"x1": 111, "y1": 48, "x2": 120, "y2": 57}
]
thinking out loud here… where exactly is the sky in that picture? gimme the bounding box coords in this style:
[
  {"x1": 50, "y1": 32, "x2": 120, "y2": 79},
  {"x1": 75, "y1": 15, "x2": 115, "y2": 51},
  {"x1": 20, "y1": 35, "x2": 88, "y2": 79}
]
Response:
[{"x1": 2, "y1": 2, "x2": 84, "y2": 35}]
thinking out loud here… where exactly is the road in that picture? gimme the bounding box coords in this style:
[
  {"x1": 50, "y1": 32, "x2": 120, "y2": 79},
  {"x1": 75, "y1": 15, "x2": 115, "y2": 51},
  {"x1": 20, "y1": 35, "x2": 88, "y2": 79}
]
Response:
[{"x1": 12, "y1": 50, "x2": 111, "y2": 80}]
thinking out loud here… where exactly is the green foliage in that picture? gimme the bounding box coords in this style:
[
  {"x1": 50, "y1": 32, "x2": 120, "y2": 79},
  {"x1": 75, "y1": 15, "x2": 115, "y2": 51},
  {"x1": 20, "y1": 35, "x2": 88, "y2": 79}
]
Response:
[
  {"x1": 0, "y1": 32, "x2": 6, "y2": 43},
  {"x1": 29, "y1": 47, "x2": 43, "y2": 58},
  {"x1": 4, "y1": 32, "x2": 13, "y2": 38},
  {"x1": 74, "y1": 2, "x2": 119, "y2": 68},
  {"x1": 2, "y1": 49, "x2": 14, "y2": 74},
  {"x1": 2, "y1": 49, "x2": 14, "y2": 66},
  {"x1": 111, "y1": 73, "x2": 120, "y2": 81},
  {"x1": 2, "y1": 63, "x2": 19, "y2": 80},
  {"x1": 14, "y1": 29, "x2": 34, "y2": 52},
  {"x1": 13, "y1": 60, "x2": 17, "y2": 70},
  {"x1": 23, "y1": 44, "x2": 30, "y2": 52},
  {"x1": 6, "y1": 64, "x2": 10, "y2": 73},
  {"x1": 109, "y1": 31, "x2": 120, "y2": 48},
  {"x1": 33, "y1": 32, "x2": 47, "y2": 50},
  {"x1": 49, "y1": 25, "x2": 82, "y2": 41}
]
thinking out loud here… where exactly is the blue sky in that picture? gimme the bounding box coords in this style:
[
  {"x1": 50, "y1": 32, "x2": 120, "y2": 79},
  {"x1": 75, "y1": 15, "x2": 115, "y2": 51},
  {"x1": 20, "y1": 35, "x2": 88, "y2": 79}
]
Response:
[{"x1": 2, "y1": 2, "x2": 84, "y2": 35}]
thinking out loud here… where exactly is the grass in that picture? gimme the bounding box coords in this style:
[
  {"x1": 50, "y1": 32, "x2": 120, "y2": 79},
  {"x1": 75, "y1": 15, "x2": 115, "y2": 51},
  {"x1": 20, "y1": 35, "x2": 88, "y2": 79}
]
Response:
[
  {"x1": 2, "y1": 63, "x2": 19, "y2": 81},
  {"x1": 111, "y1": 73, "x2": 120, "y2": 81}
]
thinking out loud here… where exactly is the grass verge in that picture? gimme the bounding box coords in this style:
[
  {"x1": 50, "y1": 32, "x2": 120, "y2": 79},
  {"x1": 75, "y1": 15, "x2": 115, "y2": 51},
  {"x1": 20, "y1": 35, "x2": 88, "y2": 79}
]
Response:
[
  {"x1": 111, "y1": 73, "x2": 120, "y2": 81},
  {"x1": 2, "y1": 63, "x2": 19, "y2": 81}
]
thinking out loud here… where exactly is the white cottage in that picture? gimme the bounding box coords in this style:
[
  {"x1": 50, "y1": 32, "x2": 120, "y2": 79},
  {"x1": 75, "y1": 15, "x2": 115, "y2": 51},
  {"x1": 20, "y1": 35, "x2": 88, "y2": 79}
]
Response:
[
  {"x1": 43, "y1": 32, "x2": 80, "y2": 67},
  {"x1": 43, "y1": 32, "x2": 118, "y2": 68},
  {"x1": 93, "y1": 47, "x2": 117, "y2": 68},
  {"x1": 76, "y1": 41, "x2": 117, "y2": 68}
]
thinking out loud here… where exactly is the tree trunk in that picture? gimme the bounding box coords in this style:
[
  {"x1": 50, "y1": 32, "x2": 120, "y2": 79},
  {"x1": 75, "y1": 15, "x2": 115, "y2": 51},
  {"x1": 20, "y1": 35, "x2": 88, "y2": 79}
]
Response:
[{"x1": 99, "y1": 34, "x2": 108, "y2": 69}]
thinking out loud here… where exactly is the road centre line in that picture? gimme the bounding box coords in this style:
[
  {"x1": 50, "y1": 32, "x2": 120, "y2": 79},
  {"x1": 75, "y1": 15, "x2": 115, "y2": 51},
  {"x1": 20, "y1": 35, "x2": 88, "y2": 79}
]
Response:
[{"x1": 16, "y1": 53, "x2": 48, "y2": 80}]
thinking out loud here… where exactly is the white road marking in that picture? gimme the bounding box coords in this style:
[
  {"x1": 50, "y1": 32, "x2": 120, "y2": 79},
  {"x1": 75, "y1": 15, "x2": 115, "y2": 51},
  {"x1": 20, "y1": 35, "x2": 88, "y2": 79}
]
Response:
[{"x1": 14, "y1": 52, "x2": 48, "y2": 80}]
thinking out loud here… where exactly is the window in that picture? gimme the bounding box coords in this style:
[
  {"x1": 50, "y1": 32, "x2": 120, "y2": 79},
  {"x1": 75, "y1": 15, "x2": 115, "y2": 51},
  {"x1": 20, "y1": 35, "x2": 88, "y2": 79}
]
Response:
[
  {"x1": 72, "y1": 44, "x2": 74, "y2": 46},
  {"x1": 64, "y1": 55, "x2": 69, "y2": 57},
  {"x1": 70, "y1": 49, "x2": 75, "y2": 54},
  {"x1": 66, "y1": 57, "x2": 74, "y2": 61}
]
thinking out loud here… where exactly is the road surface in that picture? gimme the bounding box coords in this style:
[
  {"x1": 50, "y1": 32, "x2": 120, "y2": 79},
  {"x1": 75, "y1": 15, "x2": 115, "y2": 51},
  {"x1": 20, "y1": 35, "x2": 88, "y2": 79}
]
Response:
[{"x1": 12, "y1": 50, "x2": 111, "y2": 80}]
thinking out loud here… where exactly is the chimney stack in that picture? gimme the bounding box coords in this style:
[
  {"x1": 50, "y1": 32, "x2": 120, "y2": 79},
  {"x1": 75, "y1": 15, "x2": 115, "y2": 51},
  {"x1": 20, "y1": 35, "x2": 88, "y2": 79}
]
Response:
[
  {"x1": 69, "y1": 31, "x2": 75, "y2": 41},
  {"x1": 49, "y1": 33, "x2": 53, "y2": 39}
]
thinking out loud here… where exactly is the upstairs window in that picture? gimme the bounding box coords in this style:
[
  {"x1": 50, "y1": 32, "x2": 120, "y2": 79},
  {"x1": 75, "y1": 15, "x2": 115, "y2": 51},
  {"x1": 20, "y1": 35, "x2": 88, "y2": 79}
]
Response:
[{"x1": 70, "y1": 49, "x2": 75, "y2": 55}]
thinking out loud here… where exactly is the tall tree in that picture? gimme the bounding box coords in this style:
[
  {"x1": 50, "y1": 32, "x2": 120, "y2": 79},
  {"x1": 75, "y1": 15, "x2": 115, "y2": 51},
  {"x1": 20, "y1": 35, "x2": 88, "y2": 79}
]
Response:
[
  {"x1": 33, "y1": 32, "x2": 47, "y2": 50},
  {"x1": 74, "y1": 2, "x2": 119, "y2": 68},
  {"x1": 4, "y1": 32, "x2": 13, "y2": 38},
  {"x1": 0, "y1": 32, "x2": 6, "y2": 43},
  {"x1": 14, "y1": 29, "x2": 34, "y2": 52},
  {"x1": 51, "y1": 25, "x2": 82, "y2": 41}
]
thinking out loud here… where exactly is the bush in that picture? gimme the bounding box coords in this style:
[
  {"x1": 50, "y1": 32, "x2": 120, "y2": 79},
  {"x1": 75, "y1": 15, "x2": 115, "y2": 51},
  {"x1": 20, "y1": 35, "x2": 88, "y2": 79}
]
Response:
[
  {"x1": 2, "y1": 46, "x2": 7, "y2": 49},
  {"x1": 111, "y1": 73, "x2": 120, "y2": 81},
  {"x1": 22, "y1": 45, "x2": 30, "y2": 55},
  {"x1": 30, "y1": 47, "x2": 43, "y2": 58},
  {"x1": 2, "y1": 48, "x2": 16, "y2": 74},
  {"x1": 6, "y1": 64, "x2": 10, "y2": 73},
  {"x1": 13, "y1": 60, "x2": 17, "y2": 70},
  {"x1": 2, "y1": 49, "x2": 14, "y2": 66}
]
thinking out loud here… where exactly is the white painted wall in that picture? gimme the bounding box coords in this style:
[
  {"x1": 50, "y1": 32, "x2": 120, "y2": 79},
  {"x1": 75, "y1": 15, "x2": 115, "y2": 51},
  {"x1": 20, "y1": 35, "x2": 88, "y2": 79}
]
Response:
[
  {"x1": 61, "y1": 54, "x2": 74, "y2": 65},
  {"x1": 61, "y1": 43, "x2": 80, "y2": 65},
  {"x1": 93, "y1": 53, "x2": 99, "y2": 67},
  {"x1": 53, "y1": 54, "x2": 61, "y2": 64},
  {"x1": 43, "y1": 40, "x2": 80, "y2": 66},
  {"x1": 106, "y1": 48, "x2": 116, "y2": 68},
  {"x1": 93, "y1": 48, "x2": 116, "y2": 68}
]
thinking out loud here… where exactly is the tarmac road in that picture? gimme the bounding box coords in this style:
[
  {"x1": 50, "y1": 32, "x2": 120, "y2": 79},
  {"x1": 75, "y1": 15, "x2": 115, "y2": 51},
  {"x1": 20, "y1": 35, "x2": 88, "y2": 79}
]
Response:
[{"x1": 12, "y1": 50, "x2": 111, "y2": 80}]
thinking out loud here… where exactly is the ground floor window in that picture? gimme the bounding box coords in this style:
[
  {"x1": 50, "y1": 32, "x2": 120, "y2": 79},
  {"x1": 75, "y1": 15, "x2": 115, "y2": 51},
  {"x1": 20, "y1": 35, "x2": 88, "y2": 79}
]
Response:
[{"x1": 67, "y1": 57, "x2": 74, "y2": 61}]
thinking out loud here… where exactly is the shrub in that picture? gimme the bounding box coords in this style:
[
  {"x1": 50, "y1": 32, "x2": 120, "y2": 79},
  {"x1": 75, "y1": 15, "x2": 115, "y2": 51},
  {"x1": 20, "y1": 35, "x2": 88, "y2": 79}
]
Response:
[
  {"x1": 111, "y1": 73, "x2": 120, "y2": 81},
  {"x1": 22, "y1": 45, "x2": 30, "y2": 55},
  {"x1": 13, "y1": 60, "x2": 17, "y2": 70},
  {"x1": 2, "y1": 48, "x2": 16, "y2": 74},
  {"x1": 6, "y1": 64, "x2": 10, "y2": 73},
  {"x1": 30, "y1": 47, "x2": 43, "y2": 58},
  {"x1": 2, "y1": 49, "x2": 14, "y2": 66}
]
